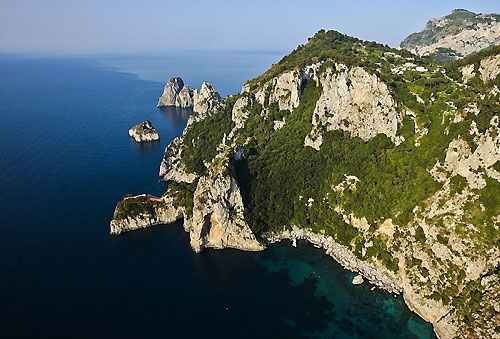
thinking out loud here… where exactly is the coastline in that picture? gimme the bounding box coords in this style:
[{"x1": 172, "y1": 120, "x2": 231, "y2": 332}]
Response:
[
  {"x1": 264, "y1": 226, "x2": 401, "y2": 294},
  {"x1": 110, "y1": 211, "x2": 449, "y2": 338}
]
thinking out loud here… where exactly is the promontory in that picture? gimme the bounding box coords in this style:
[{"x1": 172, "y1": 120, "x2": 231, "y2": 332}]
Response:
[{"x1": 112, "y1": 25, "x2": 500, "y2": 339}]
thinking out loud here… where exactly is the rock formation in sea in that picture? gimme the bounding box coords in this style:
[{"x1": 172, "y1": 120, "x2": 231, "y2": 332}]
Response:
[
  {"x1": 128, "y1": 120, "x2": 159, "y2": 142},
  {"x1": 157, "y1": 77, "x2": 221, "y2": 114}
]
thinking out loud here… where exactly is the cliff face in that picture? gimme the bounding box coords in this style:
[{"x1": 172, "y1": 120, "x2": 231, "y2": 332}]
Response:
[
  {"x1": 157, "y1": 77, "x2": 221, "y2": 114},
  {"x1": 400, "y1": 9, "x2": 500, "y2": 62},
  {"x1": 185, "y1": 166, "x2": 263, "y2": 252},
  {"x1": 112, "y1": 30, "x2": 500, "y2": 339},
  {"x1": 305, "y1": 64, "x2": 402, "y2": 149}
]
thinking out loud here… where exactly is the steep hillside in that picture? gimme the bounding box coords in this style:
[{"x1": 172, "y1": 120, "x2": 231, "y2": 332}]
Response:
[
  {"x1": 111, "y1": 30, "x2": 500, "y2": 338},
  {"x1": 400, "y1": 9, "x2": 500, "y2": 62}
]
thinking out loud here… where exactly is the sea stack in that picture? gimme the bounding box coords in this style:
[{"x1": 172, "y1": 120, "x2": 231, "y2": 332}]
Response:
[
  {"x1": 157, "y1": 77, "x2": 221, "y2": 114},
  {"x1": 128, "y1": 120, "x2": 160, "y2": 142}
]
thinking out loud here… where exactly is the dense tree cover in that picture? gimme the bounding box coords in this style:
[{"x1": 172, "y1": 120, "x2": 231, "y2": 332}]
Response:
[
  {"x1": 233, "y1": 80, "x2": 443, "y2": 249},
  {"x1": 181, "y1": 98, "x2": 236, "y2": 174},
  {"x1": 166, "y1": 180, "x2": 198, "y2": 219}
]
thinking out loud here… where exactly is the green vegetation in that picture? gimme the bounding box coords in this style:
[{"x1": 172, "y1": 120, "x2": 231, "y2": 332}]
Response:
[
  {"x1": 143, "y1": 28, "x2": 500, "y2": 336},
  {"x1": 181, "y1": 98, "x2": 235, "y2": 174},
  {"x1": 167, "y1": 180, "x2": 198, "y2": 219},
  {"x1": 247, "y1": 30, "x2": 422, "y2": 91},
  {"x1": 114, "y1": 195, "x2": 157, "y2": 221},
  {"x1": 133, "y1": 120, "x2": 157, "y2": 135}
]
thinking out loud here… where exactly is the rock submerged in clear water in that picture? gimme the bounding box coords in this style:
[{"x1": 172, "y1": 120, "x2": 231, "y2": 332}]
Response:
[
  {"x1": 352, "y1": 274, "x2": 364, "y2": 285},
  {"x1": 128, "y1": 120, "x2": 159, "y2": 142}
]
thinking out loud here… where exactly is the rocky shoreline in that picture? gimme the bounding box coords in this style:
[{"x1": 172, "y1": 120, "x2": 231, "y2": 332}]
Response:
[
  {"x1": 110, "y1": 204, "x2": 456, "y2": 338},
  {"x1": 263, "y1": 226, "x2": 401, "y2": 294}
]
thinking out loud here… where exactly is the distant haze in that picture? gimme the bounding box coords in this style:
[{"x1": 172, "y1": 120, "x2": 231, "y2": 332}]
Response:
[{"x1": 1, "y1": 0, "x2": 500, "y2": 54}]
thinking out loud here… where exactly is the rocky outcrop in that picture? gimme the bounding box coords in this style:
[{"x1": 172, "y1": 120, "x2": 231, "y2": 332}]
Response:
[
  {"x1": 113, "y1": 148, "x2": 263, "y2": 253},
  {"x1": 265, "y1": 226, "x2": 401, "y2": 293},
  {"x1": 158, "y1": 77, "x2": 221, "y2": 114},
  {"x1": 260, "y1": 63, "x2": 320, "y2": 111},
  {"x1": 400, "y1": 9, "x2": 500, "y2": 61},
  {"x1": 305, "y1": 65, "x2": 402, "y2": 150},
  {"x1": 193, "y1": 81, "x2": 221, "y2": 114},
  {"x1": 479, "y1": 54, "x2": 500, "y2": 83},
  {"x1": 158, "y1": 136, "x2": 197, "y2": 183},
  {"x1": 110, "y1": 195, "x2": 183, "y2": 235},
  {"x1": 186, "y1": 170, "x2": 263, "y2": 253},
  {"x1": 157, "y1": 77, "x2": 194, "y2": 108},
  {"x1": 231, "y1": 95, "x2": 251, "y2": 129},
  {"x1": 438, "y1": 116, "x2": 500, "y2": 189},
  {"x1": 128, "y1": 120, "x2": 160, "y2": 142}
]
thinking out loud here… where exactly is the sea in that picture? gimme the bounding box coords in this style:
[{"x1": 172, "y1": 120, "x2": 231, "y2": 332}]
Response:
[{"x1": 0, "y1": 51, "x2": 436, "y2": 339}]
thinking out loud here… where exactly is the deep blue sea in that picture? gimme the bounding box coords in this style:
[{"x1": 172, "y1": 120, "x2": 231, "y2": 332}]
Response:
[{"x1": 0, "y1": 52, "x2": 436, "y2": 339}]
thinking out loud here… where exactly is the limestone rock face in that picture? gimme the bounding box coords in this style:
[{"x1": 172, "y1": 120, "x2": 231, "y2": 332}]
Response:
[
  {"x1": 479, "y1": 54, "x2": 500, "y2": 83},
  {"x1": 400, "y1": 10, "x2": 500, "y2": 61},
  {"x1": 113, "y1": 146, "x2": 263, "y2": 253},
  {"x1": 157, "y1": 77, "x2": 193, "y2": 108},
  {"x1": 187, "y1": 172, "x2": 264, "y2": 253},
  {"x1": 440, "y1": 117, "x2": 500, "y2": 189},
  {"x1": 305, "y1": 65, "x2": 402, "y2": 150},
  {"x1": 231, "y1": 96, "x2": 251, "y2": 129},
  {"x1": 267, "y1": 64, "x2": 320, "y2": 111},
  {"x1": 176, "y1": 86, "x2": 195, "y2": 108},
  {"x1": 128, "y1": 120, "x2": 160, "y2": 142},
  {"x1": 159, "y1": 136, "x2": 197, "y2": 183},
  {"x1": 193, "y1": 81, "x2": 221, "y2": 114},
  {"x1": 158, "y1": 77, "x2": 221, "y2": 114}
]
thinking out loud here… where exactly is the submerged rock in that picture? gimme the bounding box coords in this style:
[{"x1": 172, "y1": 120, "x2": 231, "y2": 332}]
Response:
[
  {"x1": 128, "y1": 120, "x2": 159, "y2": 142},
  {"x1": 352, "y1": 274, "x2": 364, "y2": 285}
]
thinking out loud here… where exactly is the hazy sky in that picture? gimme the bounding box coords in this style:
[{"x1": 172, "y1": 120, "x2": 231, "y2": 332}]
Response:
[{"x1": 1, "y1": 0, "x2": 500, "y2": 53}]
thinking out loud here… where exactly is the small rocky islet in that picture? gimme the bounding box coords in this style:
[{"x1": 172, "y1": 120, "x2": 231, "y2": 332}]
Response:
[
  {"x1": 112, "y1": 10, "x2": 500, "y2": 339},
  {"x1": 128, "y1": 120, "x2": 159, "y2": 142}
]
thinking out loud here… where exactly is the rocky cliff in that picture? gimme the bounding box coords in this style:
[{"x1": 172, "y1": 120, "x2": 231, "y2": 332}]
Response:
[
  {"x1": 112, "y1": 30, "x2": 500, "y2": 338},
  {"x1": 128, "y1": 120, "x2": 159, "y2": 142},
  {"x1": 400, "y1": 9, "x2": 500, "y2": 62},
  {"x1": 157, "y1": 77, "x2": 221, "y2": 114}
]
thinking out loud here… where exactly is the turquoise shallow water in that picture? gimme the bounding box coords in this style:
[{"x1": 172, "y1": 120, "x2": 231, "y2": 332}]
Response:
[{"x1": 0, "y1": 54, "x2": 435, "y2": 338}]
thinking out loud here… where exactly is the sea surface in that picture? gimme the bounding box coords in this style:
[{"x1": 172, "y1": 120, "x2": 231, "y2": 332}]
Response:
[{"x1": 0, "y1": 52, "x2": 436, "y2": 339}]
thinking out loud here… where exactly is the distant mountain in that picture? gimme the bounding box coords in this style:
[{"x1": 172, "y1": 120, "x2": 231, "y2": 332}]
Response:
[{"x1": 400, "y1": 9, "x2": 500, "y2": 62}]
